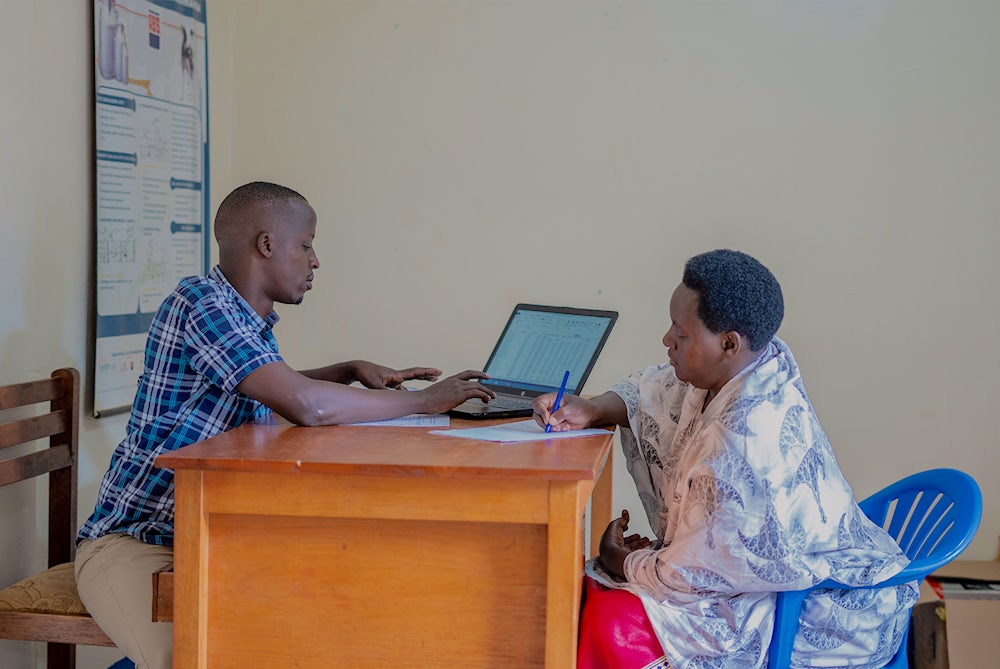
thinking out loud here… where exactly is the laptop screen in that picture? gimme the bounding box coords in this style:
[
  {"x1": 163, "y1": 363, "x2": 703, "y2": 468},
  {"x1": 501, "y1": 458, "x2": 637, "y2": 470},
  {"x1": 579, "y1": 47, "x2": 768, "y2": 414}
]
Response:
[{"x1": 482, "y1": 304, "x2": 618, "y2": 396}]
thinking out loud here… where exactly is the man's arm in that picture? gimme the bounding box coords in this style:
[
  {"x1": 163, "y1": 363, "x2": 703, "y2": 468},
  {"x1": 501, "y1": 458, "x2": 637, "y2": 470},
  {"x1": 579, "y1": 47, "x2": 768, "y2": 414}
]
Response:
[
  {"x1": 298, "y1": 361, "x2": 363, "y2": 385},
  {"x1": 237, "y1": 361, "x2": 493, "y2": 425},
  {"x1": 299, "y1": 360, "x2": 442, "y2": 388}
]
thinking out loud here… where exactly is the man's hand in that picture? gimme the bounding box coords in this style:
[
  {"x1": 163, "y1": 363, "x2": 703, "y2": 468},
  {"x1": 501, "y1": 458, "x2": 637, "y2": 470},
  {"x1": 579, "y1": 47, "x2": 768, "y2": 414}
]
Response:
[
  {"x1": 352, "y1": 362, "x2": 442, "y2": 389},
  {"x1": 598, "y1": 509, "x2": 652, "y2": 580},
  {"x1": 417, "y1": 370, "x2": 496, "y2": 414}
]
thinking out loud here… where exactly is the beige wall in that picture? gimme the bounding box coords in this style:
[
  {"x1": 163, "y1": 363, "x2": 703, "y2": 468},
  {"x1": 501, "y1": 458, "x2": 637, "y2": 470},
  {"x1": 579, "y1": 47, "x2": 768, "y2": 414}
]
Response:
[
  {"x1": 2, "y1": 1, "x2": 120, "y2": 667},
  {"x1": 1, "y1": 1, "x2": 997, "y2": 666},
  {"x1": 214, "y1": 0, "x2": 1000, "y2": 550}
]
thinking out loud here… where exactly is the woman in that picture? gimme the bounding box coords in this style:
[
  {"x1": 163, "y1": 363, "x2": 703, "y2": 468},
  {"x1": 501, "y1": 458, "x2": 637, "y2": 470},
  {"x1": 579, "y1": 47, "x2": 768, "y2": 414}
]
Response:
[{"x1": 533, "y1": 249, "x2": 916, "y2": 669}]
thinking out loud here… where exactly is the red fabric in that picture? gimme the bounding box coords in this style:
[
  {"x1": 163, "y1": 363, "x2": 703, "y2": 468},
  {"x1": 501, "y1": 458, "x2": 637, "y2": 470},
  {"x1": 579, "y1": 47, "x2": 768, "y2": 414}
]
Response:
[{"x1": 577, "y1": 576, "x2": 667, "y2": 669}]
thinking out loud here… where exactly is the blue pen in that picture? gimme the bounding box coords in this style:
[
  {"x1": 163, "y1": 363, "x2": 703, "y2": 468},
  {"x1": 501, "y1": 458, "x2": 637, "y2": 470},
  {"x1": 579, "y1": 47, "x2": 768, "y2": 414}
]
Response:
[{"x1": 546, "y1": 369, "x2": 571, "y2": 433}]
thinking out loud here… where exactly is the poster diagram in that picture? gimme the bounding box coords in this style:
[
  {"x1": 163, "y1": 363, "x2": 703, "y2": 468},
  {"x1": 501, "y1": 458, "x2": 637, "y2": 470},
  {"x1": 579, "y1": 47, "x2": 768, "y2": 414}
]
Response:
[{"x1": 93, "y1": 0, "x2": 209, "y2": 415}]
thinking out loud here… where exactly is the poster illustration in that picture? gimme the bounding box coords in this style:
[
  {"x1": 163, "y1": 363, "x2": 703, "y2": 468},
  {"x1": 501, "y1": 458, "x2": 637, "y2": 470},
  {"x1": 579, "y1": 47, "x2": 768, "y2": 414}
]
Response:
[{"x1": 93, "y1": 0, "x2": 208, "y2": 415}]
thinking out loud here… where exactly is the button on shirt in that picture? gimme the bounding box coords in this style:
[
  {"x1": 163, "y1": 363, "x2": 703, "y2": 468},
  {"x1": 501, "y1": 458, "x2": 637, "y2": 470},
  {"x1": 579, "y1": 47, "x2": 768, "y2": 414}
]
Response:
[{"x1": 78, "y1": 266, "x2": 284, "y2": 547}]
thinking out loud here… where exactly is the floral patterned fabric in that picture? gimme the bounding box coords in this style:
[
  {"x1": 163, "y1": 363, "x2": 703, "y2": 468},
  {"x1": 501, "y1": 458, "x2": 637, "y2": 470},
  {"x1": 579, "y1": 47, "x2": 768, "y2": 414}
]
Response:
[
  {"x1": 588, "y1": 337, "x2": 917, "y2": 669},
  {"x1": 0, "y1": 562, "x2": 90, "y2": 615}
]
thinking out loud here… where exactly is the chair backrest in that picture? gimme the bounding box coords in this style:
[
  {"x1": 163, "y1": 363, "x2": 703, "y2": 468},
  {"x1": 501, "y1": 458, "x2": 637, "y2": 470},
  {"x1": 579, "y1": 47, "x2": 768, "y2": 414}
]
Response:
[
  {"x1": 767, "y1": 468, "x2": 982, "y2": 669},
  {"x1": 0, "y1": 368, "x2": 114, "y2": 668},
  {"x1": 0, "y1": 368, "x2": 80, "y2": 568},
  {"x1": 859, "y1": 468, "x2": 982, "y2": 568}
]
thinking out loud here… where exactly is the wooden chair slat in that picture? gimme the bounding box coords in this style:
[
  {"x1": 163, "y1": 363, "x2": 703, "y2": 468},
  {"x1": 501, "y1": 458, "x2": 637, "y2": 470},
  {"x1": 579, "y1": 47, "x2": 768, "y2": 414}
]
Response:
[
  {"x1": 0, "y1": 377, "x2": 60, "y2": 410},
  {"x1": 0, "y1": 444, "x2": 73, "y2": 487},
  {"x1": 0, "y1": 410, "x2": 70, "y2": 451},
  {"x1": 0, "y1": 611, "x2": 115, "y2": 646}
]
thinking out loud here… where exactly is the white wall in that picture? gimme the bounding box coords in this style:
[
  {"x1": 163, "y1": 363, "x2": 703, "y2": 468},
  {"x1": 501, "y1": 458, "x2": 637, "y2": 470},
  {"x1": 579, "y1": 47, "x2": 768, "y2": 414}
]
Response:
[{"x1": 1, "y1": 1, "x2": 997, "y2": 667}]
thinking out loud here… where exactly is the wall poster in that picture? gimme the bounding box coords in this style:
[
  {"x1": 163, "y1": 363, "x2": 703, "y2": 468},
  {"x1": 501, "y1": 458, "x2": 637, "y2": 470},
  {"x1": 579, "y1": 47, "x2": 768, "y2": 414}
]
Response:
[{"x1": 93, "y1": 0, "x2": 209, "y2": 416}]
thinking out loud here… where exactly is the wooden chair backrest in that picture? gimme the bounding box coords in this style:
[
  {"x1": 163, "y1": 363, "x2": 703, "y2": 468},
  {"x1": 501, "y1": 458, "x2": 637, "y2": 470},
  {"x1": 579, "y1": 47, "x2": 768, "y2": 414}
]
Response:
[
  {"x1": 0, "y1": 368, "x2": 119, "y2": 668},
  {"x1": 0, "y1": 367, "x2": 80, "y2": 568}
]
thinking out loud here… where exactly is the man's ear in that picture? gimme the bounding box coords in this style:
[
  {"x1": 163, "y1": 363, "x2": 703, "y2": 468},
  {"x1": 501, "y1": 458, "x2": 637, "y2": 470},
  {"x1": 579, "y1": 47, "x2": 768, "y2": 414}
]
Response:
[{"x1": 256, "y1": 231, "x2": 273, "y2": 257}]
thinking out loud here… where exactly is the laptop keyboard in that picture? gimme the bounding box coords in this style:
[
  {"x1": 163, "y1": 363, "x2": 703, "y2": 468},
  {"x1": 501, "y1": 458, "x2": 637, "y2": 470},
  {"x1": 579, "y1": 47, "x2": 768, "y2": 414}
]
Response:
[
  {"x1": 458, "y1": 394, "x2": 534, "y2": 411},
  {"x1": 486, "y1": 395, "x2": 534, "y2": 410},
  {"x1": 490, "y1": 395, "x2": 535, "y2": 409}
]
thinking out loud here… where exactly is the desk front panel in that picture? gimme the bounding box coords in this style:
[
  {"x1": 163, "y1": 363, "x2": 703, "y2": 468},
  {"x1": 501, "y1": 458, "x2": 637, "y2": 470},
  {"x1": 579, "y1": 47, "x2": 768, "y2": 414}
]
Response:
[
  {"x1": 206, "y1": 513, "x2": 547, "y2": 667},
  {"x1": 176, "y1": 469, "x2": 587, "y2": 668}
]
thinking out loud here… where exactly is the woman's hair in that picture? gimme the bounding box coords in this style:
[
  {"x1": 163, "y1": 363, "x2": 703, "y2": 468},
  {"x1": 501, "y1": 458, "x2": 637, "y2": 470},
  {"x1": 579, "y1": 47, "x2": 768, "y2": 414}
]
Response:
[{"x1": 682, "y1": 249, "x2": 784, "y2": 351}]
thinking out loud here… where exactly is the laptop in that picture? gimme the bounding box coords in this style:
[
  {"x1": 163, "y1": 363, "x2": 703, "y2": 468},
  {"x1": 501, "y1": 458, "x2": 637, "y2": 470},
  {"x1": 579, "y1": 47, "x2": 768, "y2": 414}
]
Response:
[{"x1": 448, "y1": 303, "x2": 618, "y2": 420}]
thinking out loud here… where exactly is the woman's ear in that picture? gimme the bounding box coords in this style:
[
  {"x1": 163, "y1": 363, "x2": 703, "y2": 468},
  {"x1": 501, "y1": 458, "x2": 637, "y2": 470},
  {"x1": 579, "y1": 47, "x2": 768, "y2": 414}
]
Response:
[{"x1": 721, "y1": 331, "x2": 742, "y2": 358}]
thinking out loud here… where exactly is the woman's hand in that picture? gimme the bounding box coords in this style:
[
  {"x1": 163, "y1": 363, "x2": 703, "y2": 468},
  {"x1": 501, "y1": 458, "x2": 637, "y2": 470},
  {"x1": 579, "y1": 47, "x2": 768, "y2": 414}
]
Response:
[
  {"x1": 531, "y1": 393, "x2": 597, "y2": 431},
  {"x1": 598, "y1": 509, "x2": 652, "y2": 580},
  {"x1": 533, "y1": 390, "x2": 630, "y2": 432}
]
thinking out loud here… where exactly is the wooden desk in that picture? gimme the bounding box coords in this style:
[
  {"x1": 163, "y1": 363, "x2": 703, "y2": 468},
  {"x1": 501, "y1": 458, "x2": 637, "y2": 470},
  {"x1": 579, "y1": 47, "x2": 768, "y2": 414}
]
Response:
[{"x1": 156, "y1": 417, "x2": 614, "y2": 668}]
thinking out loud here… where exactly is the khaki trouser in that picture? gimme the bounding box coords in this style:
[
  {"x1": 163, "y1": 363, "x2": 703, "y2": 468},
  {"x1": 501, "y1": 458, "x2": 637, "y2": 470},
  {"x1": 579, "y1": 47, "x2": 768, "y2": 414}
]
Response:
[{"x1": 75, "y1": 533, "x2": 174, "y2": 669}]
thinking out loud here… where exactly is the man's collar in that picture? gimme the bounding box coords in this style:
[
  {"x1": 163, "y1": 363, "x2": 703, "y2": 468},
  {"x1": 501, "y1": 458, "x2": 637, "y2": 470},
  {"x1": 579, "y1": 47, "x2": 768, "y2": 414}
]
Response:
[{"x1": 208, "y1": 266, "x2": 280, "y2": 329}]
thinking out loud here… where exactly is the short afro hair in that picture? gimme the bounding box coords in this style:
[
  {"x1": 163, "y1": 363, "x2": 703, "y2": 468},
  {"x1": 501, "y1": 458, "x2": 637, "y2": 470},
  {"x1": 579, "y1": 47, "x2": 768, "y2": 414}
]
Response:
[
  {"x1": 682, "y1": 249, "x2": 783, "y2": 351},
  {"x1": 214, "y1": 181, "x2": 308, "y2": 244}
]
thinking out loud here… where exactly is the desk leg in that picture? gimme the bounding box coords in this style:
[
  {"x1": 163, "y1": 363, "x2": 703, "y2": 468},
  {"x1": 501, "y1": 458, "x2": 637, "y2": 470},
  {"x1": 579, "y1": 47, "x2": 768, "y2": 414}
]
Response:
[
  {"x1": 173, "y1": 470, "x2": 208, "y2": 669},
  {"x1": 546, "y1": 481, "x2": 583, "y2": 669},
  {"x1": 589, "y1": 446, "x2": 613, "y2": 558}
]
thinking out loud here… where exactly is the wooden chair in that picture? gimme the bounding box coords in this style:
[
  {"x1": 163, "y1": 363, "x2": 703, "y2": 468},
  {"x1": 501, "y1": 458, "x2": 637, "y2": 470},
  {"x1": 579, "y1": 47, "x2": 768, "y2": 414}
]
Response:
[{"x1": 0, "y1": 368, "x2": 115, "y2": 669}]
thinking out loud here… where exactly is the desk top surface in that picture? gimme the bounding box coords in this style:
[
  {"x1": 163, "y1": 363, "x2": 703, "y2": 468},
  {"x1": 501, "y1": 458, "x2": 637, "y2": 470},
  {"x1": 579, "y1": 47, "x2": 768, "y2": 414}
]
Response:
[{"x1": 156, "y1": 416, "x2": 614, "y2": 481}]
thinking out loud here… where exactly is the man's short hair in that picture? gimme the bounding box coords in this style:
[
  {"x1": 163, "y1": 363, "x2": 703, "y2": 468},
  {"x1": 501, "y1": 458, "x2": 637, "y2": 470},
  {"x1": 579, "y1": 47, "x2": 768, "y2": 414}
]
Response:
[
  {"x1": 682, "y1": 249, "x2": 784, "y2": 351},
  {"x1": 214, "y1": 181, "x2": 307, "y2": 242}
]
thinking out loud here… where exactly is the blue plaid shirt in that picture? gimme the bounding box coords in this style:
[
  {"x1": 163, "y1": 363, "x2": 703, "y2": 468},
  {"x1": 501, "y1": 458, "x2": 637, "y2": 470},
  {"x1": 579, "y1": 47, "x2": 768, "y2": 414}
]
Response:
[{"x1": 78, "y1": 266, "x2": 283, "y2": 547}]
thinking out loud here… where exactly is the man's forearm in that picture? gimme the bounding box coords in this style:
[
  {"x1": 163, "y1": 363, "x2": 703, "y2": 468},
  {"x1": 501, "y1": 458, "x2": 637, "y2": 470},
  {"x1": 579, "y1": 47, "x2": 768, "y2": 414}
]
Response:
[{"x1": 299, "y1": 361, "x2": 360, "y2": 384}]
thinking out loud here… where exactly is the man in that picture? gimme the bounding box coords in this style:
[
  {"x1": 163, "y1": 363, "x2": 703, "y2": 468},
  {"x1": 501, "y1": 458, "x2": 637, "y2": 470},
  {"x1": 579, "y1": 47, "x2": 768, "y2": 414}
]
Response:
[
  {"x1": 534, "y1": 249, "x2": 916, "y2": 669},
  {"x1": 76, "y1": 182, "x2": 495, "y2": 669}
]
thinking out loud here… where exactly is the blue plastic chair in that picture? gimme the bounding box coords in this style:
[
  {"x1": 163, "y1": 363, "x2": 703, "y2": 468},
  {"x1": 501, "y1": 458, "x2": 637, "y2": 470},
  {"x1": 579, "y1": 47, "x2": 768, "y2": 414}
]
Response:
[{"x1": 766, "y1": 468, "x2": 982, "y2": 669}]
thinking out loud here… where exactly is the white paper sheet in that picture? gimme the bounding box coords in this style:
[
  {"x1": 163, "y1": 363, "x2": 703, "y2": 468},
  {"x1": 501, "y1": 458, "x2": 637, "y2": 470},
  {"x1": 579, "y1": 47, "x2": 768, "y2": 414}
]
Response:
[
  {"x1": 430, "y1": 419, "x2": 611, "y2": 443},
  {"x1": 345, "y1": 414, "x2": 450, "y2": 427}
]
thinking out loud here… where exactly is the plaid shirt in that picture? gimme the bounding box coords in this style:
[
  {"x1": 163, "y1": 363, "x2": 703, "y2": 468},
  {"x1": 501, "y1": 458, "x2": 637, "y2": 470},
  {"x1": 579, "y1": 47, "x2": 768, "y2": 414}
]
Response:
[{"x1": 78, "y1": 267, "x2": 283, "y2": 547}]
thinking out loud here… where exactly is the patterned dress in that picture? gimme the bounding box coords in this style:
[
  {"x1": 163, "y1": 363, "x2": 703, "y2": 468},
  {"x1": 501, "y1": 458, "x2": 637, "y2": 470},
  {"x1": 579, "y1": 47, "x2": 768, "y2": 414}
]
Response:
[{"x1": 588, "y1": 337, "x2": 917, "y2": 669}]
